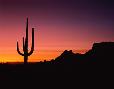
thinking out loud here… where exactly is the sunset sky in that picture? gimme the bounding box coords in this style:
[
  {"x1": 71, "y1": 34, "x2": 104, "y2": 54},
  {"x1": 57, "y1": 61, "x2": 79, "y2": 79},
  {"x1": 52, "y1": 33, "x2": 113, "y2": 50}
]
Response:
[{"x1": 0, "y1": 0, "x2": 114, "y2": 62}]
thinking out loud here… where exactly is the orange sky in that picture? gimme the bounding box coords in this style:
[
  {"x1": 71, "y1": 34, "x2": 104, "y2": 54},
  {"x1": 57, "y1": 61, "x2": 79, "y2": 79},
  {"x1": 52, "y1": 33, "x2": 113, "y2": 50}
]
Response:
[{"x1": 0, "y1": 49, "x2": 88, "y2": 63}]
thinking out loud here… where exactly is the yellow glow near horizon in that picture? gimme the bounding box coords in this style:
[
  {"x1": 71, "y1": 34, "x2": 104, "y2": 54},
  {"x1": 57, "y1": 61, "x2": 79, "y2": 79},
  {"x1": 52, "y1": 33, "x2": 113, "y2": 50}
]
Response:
[{"x1": 0, "y1": 49, "x2": 88, "y2": 63}]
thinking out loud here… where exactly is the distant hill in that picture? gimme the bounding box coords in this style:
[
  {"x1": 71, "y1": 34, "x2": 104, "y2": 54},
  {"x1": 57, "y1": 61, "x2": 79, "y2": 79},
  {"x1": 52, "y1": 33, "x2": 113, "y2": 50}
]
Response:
[
  {"x1": 53, "y1": 50, "x2": 84, "y2": 64},
  {"x1": 85, "y1": 42, "x2": 114, "y2": 64},
  {"x1": 52, "y1": 42, "x2": 114, "y2": 65}
]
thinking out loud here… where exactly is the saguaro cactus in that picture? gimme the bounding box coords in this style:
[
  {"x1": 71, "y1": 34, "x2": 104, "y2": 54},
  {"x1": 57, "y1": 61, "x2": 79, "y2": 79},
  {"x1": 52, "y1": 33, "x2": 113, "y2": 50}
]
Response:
[{"x1": 17, "y1": 18, "x2": 34, "y2": 64}]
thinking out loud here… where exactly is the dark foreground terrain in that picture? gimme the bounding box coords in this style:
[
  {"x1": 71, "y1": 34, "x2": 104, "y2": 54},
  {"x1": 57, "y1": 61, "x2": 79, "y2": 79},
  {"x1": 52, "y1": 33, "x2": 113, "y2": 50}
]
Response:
[{"x1": 0, "y1": 42, "x2": 113, "y2": 88}]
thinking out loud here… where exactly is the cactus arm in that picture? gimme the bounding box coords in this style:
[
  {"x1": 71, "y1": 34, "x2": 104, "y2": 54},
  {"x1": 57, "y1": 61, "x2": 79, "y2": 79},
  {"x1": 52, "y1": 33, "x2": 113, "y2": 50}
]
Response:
[
  {"x1": 28, "y1": 47, "x2": 34, "y2": 56},
  {"x1": 28, "y1": 42, "x2": 34, "y2": 56},
  {"x1": 32, "y1": 28, "x2": 34, "y2": 50},
  {"x1": 28, "y1": 28, "x2": 34, "y2": 56},
  {"x1": 17, "y1": 41, "x2": 24, "y2": 56},
  {"x1": 23, "y1": 37, "x2": 25, "y2": 51}
]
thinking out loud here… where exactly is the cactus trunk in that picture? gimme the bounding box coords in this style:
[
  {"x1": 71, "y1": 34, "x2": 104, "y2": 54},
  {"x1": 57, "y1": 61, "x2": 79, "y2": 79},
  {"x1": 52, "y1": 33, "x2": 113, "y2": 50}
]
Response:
[
  {"x1": 17, "y1": 18, "x2": 34, "y2": 64},
  {"x1": 24, "y1": 56, "x2": 28, "y2": 64}
]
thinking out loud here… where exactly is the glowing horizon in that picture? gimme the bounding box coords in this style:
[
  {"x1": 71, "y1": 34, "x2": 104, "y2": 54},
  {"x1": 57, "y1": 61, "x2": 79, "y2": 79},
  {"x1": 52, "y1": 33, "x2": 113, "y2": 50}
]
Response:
[{"x1": 0, "y1": 48, "x2": 88, "y2": 63}]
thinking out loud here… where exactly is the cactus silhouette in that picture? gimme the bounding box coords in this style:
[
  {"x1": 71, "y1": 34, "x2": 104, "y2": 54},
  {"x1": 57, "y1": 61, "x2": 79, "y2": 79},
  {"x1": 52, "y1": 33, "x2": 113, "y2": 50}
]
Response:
[{"x1": 17, "y1": 18, "x2": 34, "y2": 64}]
